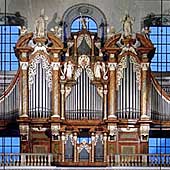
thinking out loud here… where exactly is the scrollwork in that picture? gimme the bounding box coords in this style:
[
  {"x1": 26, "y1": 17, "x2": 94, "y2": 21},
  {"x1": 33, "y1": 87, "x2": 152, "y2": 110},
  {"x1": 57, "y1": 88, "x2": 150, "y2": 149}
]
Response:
[{"x1": 29, "y1": 54, "x2": 52, "y2": 91}]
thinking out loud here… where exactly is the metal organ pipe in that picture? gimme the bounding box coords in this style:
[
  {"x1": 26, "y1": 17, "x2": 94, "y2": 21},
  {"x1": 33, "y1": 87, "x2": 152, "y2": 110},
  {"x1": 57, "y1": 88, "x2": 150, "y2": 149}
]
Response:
[
  {"x1": 29, "y1": 58, "x2": 51, "y2": 118},
  {"x1": 0, "y1": 77, "x2": 19, "y2": 119},
  {"x1": 117, "y1": 57, "x2": 140, "y2": 119},
  {"x1": 151, "y1": 81, "x2": 170, "y2": 121},
  {"x1": 65, "y1": 70, "x2": 103, "y2": 120}
]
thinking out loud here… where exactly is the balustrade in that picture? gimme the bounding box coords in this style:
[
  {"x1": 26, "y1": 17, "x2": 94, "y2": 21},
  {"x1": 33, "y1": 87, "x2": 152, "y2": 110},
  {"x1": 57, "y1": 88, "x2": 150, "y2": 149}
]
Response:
[{"x1": 0, "y1": 153, "x2": 170, "y2": 167}]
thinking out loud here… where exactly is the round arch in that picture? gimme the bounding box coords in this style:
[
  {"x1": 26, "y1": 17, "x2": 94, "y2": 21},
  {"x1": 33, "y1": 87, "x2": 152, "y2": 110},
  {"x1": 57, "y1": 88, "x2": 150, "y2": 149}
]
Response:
[{"x1": 62, "y1": 3, "x2": 107, "y2": 39}]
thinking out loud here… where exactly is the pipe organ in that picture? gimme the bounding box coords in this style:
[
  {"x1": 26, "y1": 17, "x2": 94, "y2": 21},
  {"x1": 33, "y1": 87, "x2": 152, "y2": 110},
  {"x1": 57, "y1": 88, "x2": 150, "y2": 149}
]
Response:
[
  {"x1": 1, "y1": 12, "x2": 170, "y2": 166},
  {"x1": 117, "y1": 56, "x2": 141, "y2": 119}
]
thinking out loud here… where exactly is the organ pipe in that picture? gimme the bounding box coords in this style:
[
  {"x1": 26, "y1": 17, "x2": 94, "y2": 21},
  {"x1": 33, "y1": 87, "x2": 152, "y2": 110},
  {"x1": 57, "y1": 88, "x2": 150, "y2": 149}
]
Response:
[
  {"x1": 0, "y1": 71, "x2": 19, "y2": 119},
  {"x1": 29, "y1": 59, "x2": 51, "y2": 118},
  {"x1": 117, "y1": 57, "x2": 140, "y2": 119},
  {"x1": 65, "y1": 69, "x2": 103, "y2": 120}
]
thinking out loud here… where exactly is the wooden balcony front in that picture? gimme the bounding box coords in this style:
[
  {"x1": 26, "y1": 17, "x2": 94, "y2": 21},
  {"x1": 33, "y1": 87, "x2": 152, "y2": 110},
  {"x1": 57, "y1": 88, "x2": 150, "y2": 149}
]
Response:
[{"x1": 1, "y1": 153, "x2": 170, "y2": 168}]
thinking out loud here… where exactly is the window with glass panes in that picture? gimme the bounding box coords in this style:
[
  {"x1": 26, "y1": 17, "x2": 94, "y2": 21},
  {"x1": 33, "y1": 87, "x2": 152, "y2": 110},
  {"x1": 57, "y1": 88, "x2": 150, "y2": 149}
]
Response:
[
  {"x1": 71, "y1": 16, "x2": 97, "y2": 33},
  {"x1": 150, "y1": 26, "x2": 170, "y2": 72},
  {"x1": 0, "y1": 26, "x2": 19, "y2": 71},
  {"x1": 149, "y1": 138, "x2": 170, "y2": 154},
  {"x1": 0, "y1": 137, "x2": 20, "y2": 153}
]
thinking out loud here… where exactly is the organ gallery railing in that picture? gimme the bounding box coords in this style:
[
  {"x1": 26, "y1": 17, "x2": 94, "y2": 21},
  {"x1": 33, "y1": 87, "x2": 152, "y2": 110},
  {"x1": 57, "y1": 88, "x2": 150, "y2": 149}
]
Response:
[{"x1": 0, "y1": 153, "x2": 170, "y2": 167}]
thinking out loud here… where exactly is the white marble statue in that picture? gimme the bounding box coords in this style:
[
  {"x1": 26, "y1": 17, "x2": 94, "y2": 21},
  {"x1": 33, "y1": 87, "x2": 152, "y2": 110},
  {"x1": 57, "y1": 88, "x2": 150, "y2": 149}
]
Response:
[
  {"x1": 121, "y1": 13, "x2": 134, "y2": 37},
  {"x1": 35, "y1": 9, "x2": 48, "y2": 37},
  {"x1": 63, "y1": 61, "x2": 74, "y2": 79},
  {"x1": 94, "y1": 61, "x2": 102, "y2": 79}
]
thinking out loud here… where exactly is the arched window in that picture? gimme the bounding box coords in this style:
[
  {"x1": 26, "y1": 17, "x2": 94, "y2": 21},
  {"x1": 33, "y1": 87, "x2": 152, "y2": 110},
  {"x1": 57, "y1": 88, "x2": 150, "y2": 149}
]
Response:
[
  {"x1": 71, "y1": 16, "x2": 98, "y2": 32},
  {"x1": 61, "y1": 3, "x2": 107, "y2": 39}
]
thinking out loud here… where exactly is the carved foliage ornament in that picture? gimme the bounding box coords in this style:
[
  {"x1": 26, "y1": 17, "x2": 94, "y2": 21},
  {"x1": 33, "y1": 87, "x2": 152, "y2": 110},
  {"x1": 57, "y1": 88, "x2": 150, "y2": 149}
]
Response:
[
  {"x1": 29, "y1": 54, "x2": 52, "y2": 91},
  {"x1": 116, "y1": 56, "x2": 141, "y2": 90},
  {"x1": 77, "y1": 34, "x2": 91, "y2": 48}
]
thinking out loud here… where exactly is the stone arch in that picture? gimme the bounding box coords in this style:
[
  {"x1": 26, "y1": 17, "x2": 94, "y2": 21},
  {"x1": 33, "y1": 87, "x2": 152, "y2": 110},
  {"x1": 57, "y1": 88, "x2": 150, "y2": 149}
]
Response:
[{"x1": 62, "y1": 3, "x2": 107, "y2": 39}]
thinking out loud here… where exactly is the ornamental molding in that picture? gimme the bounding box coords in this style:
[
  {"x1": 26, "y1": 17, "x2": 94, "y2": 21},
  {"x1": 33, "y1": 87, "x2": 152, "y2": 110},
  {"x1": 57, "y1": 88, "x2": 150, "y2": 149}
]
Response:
[
  {"x1": 116, "y1": 56, "x2": 141, "y2": 90},
  {"x1": 28, "y1": 54, "x2": 52, "y2": 91}
]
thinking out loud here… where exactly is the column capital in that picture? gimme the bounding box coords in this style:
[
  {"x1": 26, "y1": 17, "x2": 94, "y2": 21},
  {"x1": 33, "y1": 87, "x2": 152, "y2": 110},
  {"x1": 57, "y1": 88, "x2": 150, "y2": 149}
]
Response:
[
  {"x1": 108, "y1": 62, "x2": 117, "y2": 71},
  {"x1": 74, "y1": 35, "x2": 77, "y2": 39},
  {"x1": 141, "y1": 63, "x2": 149, "y2": 71},
  {"x1": 51, "y1": 62, "x2": 60, "y2": 70},
  {"x1": 20, "y1": 62, "x2": 28, "y2": 70}
]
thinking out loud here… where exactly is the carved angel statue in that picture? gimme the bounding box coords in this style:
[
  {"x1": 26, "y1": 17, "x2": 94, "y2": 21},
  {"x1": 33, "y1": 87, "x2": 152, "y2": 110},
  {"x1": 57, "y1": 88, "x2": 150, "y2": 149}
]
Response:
[
  {"x1": 80, "y1": 12, "x2": 87, "y2": 29},
  {"x1": 61, "y1": 61, "x2": 74, "y2": 80},
  {"x1": 94, "y1": 61, "x2": 108, "y2": 80},
  {"x1": 121, "y1": 13, "x2": 134, "y2": 37},
  {"x1": 50, "y1": 25, "x2": 62, "y2": 39},
  {"x1": 94, "y1": 61, "x2": 102, "y2": 79},
  {"x1": 35, "y1": 9, "x2": 48, "y2": 37}
]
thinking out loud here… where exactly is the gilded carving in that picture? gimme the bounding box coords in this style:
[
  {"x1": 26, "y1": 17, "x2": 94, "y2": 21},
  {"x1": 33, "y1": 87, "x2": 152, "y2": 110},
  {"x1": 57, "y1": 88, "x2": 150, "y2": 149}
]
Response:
[{"x1": 29, "y1": 54, "x2": 52, "y2": 91}]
